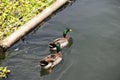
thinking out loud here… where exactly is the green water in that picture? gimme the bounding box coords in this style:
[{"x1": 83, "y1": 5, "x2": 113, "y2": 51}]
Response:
[{"x1": 1, "y1": 0, "x2": 120, "y2": 80}]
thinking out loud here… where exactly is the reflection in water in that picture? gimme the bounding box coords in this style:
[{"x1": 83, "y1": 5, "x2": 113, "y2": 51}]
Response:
[
  {"x1": 0, "y1": 53, "x2": 5, "y2": 60},
  {"x1": 0, "y1": 54, "x2": 6, "y2": 69},
  {"x1": 66, "y1": 37, "x2": 73, "y2": 48},
  {"x1": 55, "y1": 61, "x2": 73, "y2": 80},
  {"x1": 0, "y1": 47, "x2": 6, "y2": 61},
  {"x1": 0, "y1": 49, "x2": 6, "y2": 62},
  {"x1": 40, "y1": 68, "x2": 50, "y2": 76}
]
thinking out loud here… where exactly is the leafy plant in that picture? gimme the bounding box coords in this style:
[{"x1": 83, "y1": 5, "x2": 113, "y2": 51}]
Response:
[{"x1": 0, "y1": 0, "x2": 56, "y2": 40}]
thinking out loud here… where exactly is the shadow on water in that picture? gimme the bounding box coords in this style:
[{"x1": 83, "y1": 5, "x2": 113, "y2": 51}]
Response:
[
  {"x1": 29, "y1": 0, "x2": 76, "y2": 34},
  {"x1": 67, "y1": 37, "x2": 73, "y2": 48},
  {"x1": 0, "y1": 46, "x2": 6, "y2": 60},
  {"x1": 40, "y1": 68, "x2": 50, "y2": 76},
  {"x1": 0, "y1": 46, "x2": 6, "y2": 61},
  {"x1": 0, "y1": 53, "x2": 5, "y2": 60}
]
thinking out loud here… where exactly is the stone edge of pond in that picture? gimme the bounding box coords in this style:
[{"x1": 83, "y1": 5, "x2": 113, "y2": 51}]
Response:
[{"x1": 0, "y1": 0, "x2": 69, "y2": 52}]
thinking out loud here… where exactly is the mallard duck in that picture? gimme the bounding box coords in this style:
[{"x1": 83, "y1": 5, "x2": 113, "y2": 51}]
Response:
[
  {"x1": 40, "y1": 43, "x2": 62, "y2": 72},
  {"x1": 49, "y1": 28, "x2": 72, "y2": 50}
]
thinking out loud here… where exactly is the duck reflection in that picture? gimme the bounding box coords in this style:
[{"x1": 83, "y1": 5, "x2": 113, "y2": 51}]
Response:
[
  {"x1": 66, "y1": 37, "x2": 73, "y2": 48},
  {"x1": 40, "y1": 68, "x2": 51, "y2": 76}
]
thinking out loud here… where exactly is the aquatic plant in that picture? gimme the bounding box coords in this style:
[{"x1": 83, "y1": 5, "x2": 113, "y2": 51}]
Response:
[
  {"x1": 0, "y1": 0, "x2": 56, "y2": 40},
  {"x1": 0, "y1": 66, "x2": 10, "y2": 78}
]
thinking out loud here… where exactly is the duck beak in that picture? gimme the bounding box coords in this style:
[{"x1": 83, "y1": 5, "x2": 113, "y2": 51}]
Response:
[{"x1": 69, "y1": 29, "x2": 72, "y2": 32}]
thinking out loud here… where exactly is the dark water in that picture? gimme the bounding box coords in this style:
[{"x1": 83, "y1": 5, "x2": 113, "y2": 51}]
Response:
[{"x1": 1, "y1": 0, "x2": 120, "y2": 80}]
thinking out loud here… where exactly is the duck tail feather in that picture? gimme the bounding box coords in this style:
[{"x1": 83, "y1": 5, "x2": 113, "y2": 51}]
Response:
[{"x1": 49, "y1": 43, "x2": 56, "y2": 48}]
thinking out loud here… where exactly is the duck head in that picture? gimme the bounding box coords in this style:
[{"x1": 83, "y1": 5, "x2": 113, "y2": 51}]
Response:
[{"x1": 63, "y1": 28, "x2": 72, "y2": 38}]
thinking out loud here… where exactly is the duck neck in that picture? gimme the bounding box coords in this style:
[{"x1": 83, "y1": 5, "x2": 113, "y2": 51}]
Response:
[
  {"x1": 56, "y1": 47, "x2": 61, "y2": 53},
  {"x1": 56, "y1": 45, "x2": 61, "y2": 53},
  {"x1": 63, "y1": 30, "x2": 69, "y2": 38}
]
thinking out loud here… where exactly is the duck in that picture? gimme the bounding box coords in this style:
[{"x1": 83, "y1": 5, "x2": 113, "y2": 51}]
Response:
[
  {"x1": 49, "y1": 28, "x2": 72, "y2": 50},
  {"x1": 40, "y1": 43, "x2": 62, "y2": 72}
]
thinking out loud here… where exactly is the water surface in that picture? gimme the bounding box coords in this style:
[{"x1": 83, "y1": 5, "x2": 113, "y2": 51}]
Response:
[{"x1": 1, "y1": 0, "x2": 120, "y2": 80}]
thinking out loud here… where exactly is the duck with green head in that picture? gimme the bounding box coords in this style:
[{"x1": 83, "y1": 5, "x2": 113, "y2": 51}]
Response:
[
  {"x1": 40, "y1": 43, "x2": 62, "y2": 72},
  {"x1": 49, "y1": 28, "x2": 72, "y2": 50}
]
